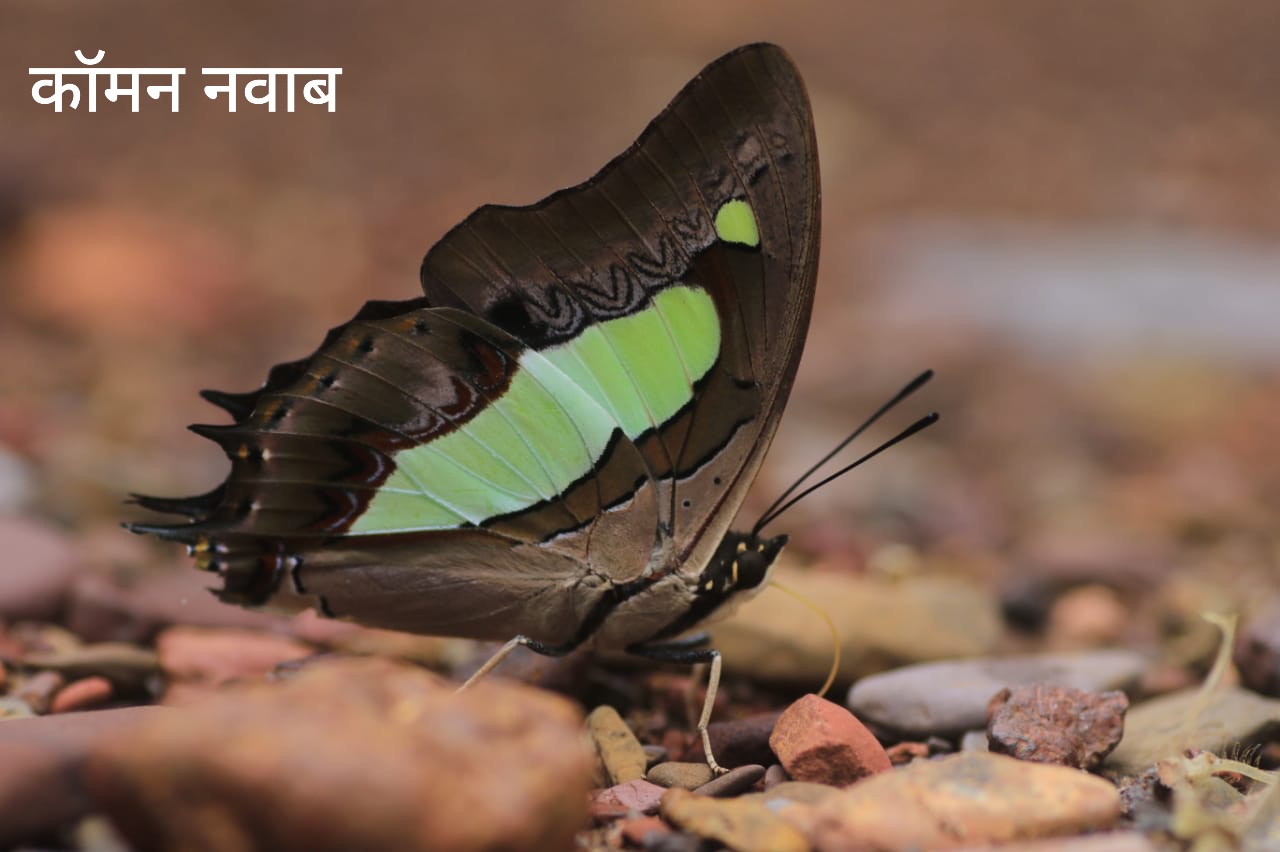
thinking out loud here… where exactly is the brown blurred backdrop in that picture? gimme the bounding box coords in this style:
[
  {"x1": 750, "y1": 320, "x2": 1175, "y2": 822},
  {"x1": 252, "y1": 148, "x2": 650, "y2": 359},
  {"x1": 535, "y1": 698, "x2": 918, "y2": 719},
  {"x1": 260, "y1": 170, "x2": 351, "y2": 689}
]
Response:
[{"x1": 2, "y1": 1, "x2": 1278, "y2": 598}]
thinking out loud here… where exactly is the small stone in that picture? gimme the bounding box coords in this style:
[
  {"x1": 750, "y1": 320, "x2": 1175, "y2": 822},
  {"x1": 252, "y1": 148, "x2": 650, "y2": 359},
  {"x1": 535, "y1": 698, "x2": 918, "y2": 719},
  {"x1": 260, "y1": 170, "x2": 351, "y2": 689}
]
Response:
[
  {"x1": 961, "y1": 729, "x2": 990, "y2": 751},
  {"x1": 50, "y1": 676, "x2": 114, "y2": 714},
  {"x1": 694, "y1": 711, "x2": 779, "y2": 768},
  {"x1": 770, "y1": 694, "x2": 890, "y2": 786},
  {"x1": 848, "y1": 650, "x2": 1147, "y2": 738},
  {"x1": 759, "y1": 781, "x2": 840, "y2": 805},
  {"x1": 0, "y1": 515, "x2": 77, "y2": 621},
  {"x1": 763, "y1": 763, "x2": 789, "y2": 789},
  {"x1": 12, "y1": 670, "x2": 64, "y2": 714},
  {"x1": 618, "y1": 815, "x2": 670, "y2": 845},
  {"x1": 0, "y1": 697, "x2": 35, "y2": 719},
  {"x1": 22, "y1": 642, "x2": 160, "y2": 693},
  {"x1": 1046, "y1": 584, "x2": 1129, "y2": 648},
  {"x1": 692, "y1": 764, "x2": 765, "y2": 797},
  {"x1": 156, "y1": 626, "x2": 314, "y2": 686},
  {"x1": 587, "y1": 704, "x2": 648, "y2": 785},
  {"x1": 593, "y1": 779, "x2": 667, "y2": 815},
  {"x1": 808, "y1": 751, "x2": 1122, "y2": 850},
  {"x1": 1106, "y1": 687, "x2": 1280, "y2": 776},
  {"x1": 661, "y1": 787, "x2": 808, "y2": 852},
  {"x1": 987, "y1": 684, "x2": 1128, "y2": 769},
  {"x1": 1235, "y1": 602, "x2": 1280, "y2": 697},
  {"x1": 886, "y1": 741, "x2": 930, "y2": 765},
  {"x1": 647, "y1": 761, "x2": 714, "y2": 789}
]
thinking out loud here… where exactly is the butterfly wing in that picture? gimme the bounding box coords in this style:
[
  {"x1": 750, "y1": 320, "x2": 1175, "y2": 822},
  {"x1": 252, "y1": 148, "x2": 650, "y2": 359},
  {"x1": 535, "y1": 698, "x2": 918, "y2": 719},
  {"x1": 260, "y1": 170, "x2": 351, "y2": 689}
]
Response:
[{"x1": 130, "y1": 43, "x2": 819, "y2": 646}]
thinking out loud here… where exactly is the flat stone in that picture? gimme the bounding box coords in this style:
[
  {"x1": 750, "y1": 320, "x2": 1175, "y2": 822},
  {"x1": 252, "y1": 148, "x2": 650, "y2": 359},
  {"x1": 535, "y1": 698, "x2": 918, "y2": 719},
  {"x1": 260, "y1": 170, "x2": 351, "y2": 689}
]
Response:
[
  {"x1": 692, "y1": 764, "x2": 765, "y2": 797},
  {"x1": 848, "y1": 650, "x2": 1147, "y2": 738},
  {"x1": 1105, "y1": 686, "x2": 1280, "y2": 776},
  {"x1": 647, "y1": 761, "x2": 714, "y2": 789},
  {"x1": 0, "y1": 707, "x2": 166, "y2": 848},
  {"x1": 807, "y1": 751, "x2": 1122, "y2": 850},
  {"x1": 22, "y1": 642, "x2": 160, "y2": 693},
  {"x1": 86, "y1": 658, "x2": 593, "y2": 852},
  {"x1": 716, "y1": 567, "x2": 1003, "y2": 684},
  {"x1": 770, "y1": 693, "x2": 891, "y2": 785},
  {"x1": 156, "y1": 626, "x2": 314, "y2": 687},
  {"x1": 592, "y1": 778, "x2": 667, "y2": 815},
  {"x1": 0, "y1": 515, "x2": 77, "y2": 621},
  {"x1": 586, "y1": 704, "x2": 648, "y2": 785},
  {"x1": 661, "y1": 787, "x2": 808, "y2": 852},
  {"x1": 987, "y1": 684, "x2": 1128, "y2": 769}
]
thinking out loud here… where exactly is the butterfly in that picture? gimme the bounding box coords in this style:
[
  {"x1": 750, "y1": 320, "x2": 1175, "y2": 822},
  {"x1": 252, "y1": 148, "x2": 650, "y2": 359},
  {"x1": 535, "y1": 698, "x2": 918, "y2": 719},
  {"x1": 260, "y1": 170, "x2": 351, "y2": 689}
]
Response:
[{"x1": 130, "y1": 43, "x2": 820, "y2": 773}]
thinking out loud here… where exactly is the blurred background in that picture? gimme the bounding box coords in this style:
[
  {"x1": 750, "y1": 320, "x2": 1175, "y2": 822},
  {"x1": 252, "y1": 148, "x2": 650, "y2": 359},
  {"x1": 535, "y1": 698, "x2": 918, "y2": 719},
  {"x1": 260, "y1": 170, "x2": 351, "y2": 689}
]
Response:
[{"x1": 2, "y1": 1, "x2": 1278, "y2": 629}]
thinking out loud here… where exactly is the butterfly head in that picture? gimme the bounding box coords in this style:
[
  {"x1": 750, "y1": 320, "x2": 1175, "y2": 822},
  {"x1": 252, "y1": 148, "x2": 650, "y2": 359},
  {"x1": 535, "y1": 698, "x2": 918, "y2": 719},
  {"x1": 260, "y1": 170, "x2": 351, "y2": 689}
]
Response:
[{"x1": 699, "y1": 529, "x2": 788, "y2": 599}]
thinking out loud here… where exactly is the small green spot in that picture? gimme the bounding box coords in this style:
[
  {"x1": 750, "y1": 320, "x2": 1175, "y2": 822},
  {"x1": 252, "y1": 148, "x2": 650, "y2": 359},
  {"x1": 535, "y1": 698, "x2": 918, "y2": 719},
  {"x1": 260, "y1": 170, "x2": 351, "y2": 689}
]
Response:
[{"x1": 714, "y1": 199, "x2": 759, "y2": 247}]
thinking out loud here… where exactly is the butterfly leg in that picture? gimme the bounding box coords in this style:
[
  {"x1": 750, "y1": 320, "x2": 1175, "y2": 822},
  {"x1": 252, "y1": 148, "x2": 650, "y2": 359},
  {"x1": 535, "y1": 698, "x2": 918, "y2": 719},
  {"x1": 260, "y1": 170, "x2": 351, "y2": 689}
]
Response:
[
  {"x1": 458, "y1": 635, "x2": 577, "y2": 691},
  {"x1": 627, "y1": 640, "x2": 728, "y2": 775}
]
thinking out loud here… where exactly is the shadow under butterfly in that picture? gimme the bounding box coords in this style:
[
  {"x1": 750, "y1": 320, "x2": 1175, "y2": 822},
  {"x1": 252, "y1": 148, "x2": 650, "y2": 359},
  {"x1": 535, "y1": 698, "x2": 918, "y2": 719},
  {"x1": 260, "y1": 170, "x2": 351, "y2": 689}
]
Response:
[{"x1": 129, "y1": 43, "x2": 936, "y2": 773}]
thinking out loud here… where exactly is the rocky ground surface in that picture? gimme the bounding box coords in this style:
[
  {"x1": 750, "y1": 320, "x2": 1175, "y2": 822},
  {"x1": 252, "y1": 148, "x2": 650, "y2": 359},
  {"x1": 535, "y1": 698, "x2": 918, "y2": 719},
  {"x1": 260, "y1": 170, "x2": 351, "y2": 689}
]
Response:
[{"x1": 4, "y1": 2, "x2": 1280, "y2": 850}]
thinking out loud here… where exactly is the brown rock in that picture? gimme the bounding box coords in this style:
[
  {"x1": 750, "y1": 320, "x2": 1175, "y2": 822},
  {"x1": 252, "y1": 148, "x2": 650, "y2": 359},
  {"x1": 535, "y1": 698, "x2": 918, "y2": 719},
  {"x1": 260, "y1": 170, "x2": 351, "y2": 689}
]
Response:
[
  {"x1": 647, "y1": 761, "x2": 714, "y2": 789},
  {"x1": 694, "y1": 710, "x2": 779, "y2": 768},
  {"x1": 987, "y1": 684, "x2": 1129, "y2": 770},
  {"x1": 587, "y1": 704, "x2": 648, "y2": 785},
  {"x1": 809, "y1": 751, "x2": 1121, "y2": 850},
  {"x1": 770, "y1": 694, "x2": 891, "y2": 786},
  {"x1": 50, "y1": 677, "x2": 114, "y2": 713},
  {"x1": 661, "y1": 787, "x2": 808, "y2": 852},
  {"x1": 1235, "y1": 602, "x2": 1280, "y2": 697},
  {"x1": 86, "y1": 657, "x2": 592, "y2": 852},
  {"x1": 0, "y1": 515, "x2": 77, "y2": 620},
  {"x1": 0, "y1": 707, "x2": 166, "y2": 847},
  {"x1": 1046, "y1": 584, "x2": 1129, "y2": 648},
  {"x1": 156, "y1": 626, "x2": 314, "y2": 686}
]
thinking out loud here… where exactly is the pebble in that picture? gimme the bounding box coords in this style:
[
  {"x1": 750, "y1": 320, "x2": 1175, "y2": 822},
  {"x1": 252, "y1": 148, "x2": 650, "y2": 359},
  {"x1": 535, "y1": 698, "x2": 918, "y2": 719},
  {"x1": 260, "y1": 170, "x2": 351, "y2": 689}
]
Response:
[
  {"x1": 806, "y1": 751, "x2": 1122, "y2": 850},
  {"x1": 770, "y1": 693, "x2": 891, "y2": 785},
  {"x1": 86, "y1": 657, "x2": 593, "y2": 852},
  {"x1": 50, "y1": 676, "x2": 114, "y2": 714},
  {"x1": 0, "y1": 707, "x2": 165, "y2": 847},
  {"x1": 0, "y1": 697, "x2": 35, "y2": 719},
  {"x1": 987, "y1": 684, "x2": 1128, "y2": 770},
  {"x1": 693, "y1": 710, "x2": 779, "y2": 768},
  {"x1": 886, "y1": 741, "x2": 930, "y2": 764},
  {"x1": 715, "y1": 567, "x2": 1003, "y2": 683},
  {"x1": 692, "y1": 764, "x2": 765, "y2": 797},
  {"x1": 847, "y1": 649, "x2": 1147, "y2": 737},
  {"x1": 587, "y1": 704, "x2": 648, "y2": 785},
  {"x1": 0, "y1": 515, "x2": 77, "y2": 621},
  {"x1": 155, "y1": 625, "x2": 314, "y2": 686},
  {"x1": 592, "y1": 779, "x2": 667, "y2": 815},
  {"x1": 647, "y1": 761, "x2": 714, "y2": 789},
  {"x1": 759, "y1": 781, "x2": 841, "y2": 805},
  {"x1": 1105, "y1": 686, "x2": 1280, "y2": 776},
  {"x1": 763, "y1": 763, "x2": 790, "y2": 789},
  {"x1": 1046, "y1": 584, "x2": 1129, "y2": 648},
  {"x1": 1235, "y1": 601, "x2": 1280, "y2": 697},
  {"x1": 661, "y1": 787, "x2": 809, "y2": 852},
  {"x1": 22, "y1": 642, "x2": 160, "y2": 693}
]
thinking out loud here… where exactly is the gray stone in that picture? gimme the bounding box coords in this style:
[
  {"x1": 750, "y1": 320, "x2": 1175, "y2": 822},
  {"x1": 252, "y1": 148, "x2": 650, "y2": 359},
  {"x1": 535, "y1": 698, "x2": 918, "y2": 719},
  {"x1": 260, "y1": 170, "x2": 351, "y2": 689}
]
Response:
[
  {"x1": 847, "y1": 650, "x2": 1147, "y2": 738},
  {"x1": 1105, "y1": 687, "x2": 1280, "y2": 776}
]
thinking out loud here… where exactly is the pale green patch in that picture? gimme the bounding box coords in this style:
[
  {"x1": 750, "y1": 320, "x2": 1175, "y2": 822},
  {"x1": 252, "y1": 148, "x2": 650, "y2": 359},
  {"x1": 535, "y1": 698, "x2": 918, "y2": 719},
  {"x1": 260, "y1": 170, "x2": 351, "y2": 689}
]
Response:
[
  {"x1": 714, "y1": 199, "x2": 759, "y2": 247},
  {"x1": 351, "y1": 285, "x2": 721, "y2": 532}
]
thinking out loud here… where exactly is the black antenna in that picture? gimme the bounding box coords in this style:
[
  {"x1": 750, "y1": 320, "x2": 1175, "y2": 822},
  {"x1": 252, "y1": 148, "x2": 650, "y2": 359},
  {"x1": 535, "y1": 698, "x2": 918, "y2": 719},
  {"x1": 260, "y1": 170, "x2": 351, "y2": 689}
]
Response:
[
  {"x1": 752, "y1": 370, "x2": 935, "y2": 532},
  {"x1": 754, "y1": 411, "x2": 939, "y2": 534}
]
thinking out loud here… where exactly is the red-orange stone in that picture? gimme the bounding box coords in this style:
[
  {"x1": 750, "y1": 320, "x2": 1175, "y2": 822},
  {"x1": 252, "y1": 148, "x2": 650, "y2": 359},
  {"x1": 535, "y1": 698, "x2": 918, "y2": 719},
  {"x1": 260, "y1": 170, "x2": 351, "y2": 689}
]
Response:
[
  {"x1": 50, "y1": 677, "x2": 114, "y2": 714},
  {"x1": 768, "y1": 694, "x2": 891, "y2": 786}
]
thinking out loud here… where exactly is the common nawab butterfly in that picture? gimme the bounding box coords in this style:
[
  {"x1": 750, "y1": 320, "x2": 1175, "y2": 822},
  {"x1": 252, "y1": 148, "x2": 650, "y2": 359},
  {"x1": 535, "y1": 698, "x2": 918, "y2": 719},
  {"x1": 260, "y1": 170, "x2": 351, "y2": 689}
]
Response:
[{"x1": 130, "y1": 43, "x2": 934, "y2": 772}]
